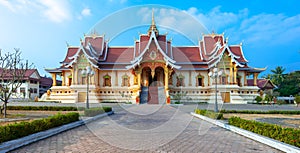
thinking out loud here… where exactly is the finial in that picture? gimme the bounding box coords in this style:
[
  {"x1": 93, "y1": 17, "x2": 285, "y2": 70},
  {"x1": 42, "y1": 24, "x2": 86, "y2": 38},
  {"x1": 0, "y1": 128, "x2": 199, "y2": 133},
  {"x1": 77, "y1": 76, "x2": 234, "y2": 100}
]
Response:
[
  {"x1": 66, "y1": 41, "x2": 69, "y2": 47},
  {"x1": 151, "y1": 8, "x2": 155, "y2": 26},
  {"x1": 148, "y1": 8, "x2": 159, "y2": 36}
]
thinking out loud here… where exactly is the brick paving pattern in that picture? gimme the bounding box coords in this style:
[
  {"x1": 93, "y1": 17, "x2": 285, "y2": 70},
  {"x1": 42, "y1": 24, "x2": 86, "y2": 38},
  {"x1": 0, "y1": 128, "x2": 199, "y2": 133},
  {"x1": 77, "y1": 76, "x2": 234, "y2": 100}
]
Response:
[{"x1": 13, "y1": 105, "x2": 282, "y2": 153}]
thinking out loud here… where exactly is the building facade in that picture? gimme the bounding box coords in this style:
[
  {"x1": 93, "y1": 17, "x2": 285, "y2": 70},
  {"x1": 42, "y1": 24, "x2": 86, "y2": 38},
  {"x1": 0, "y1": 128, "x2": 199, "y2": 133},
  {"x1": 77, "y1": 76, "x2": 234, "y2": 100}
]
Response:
[
  {"x1": 0, "y1": 69, "x2": 40, "y2": 100},
  {"x1": 45, "y1": 15, "x2": 265, "y2": 104}
]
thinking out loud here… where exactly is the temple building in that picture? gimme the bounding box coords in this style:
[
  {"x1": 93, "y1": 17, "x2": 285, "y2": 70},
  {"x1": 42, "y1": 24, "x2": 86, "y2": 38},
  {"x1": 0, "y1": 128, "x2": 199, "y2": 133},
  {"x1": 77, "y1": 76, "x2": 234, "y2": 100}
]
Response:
[{"x1": 45, "y1": 13, "x2": 265, "y2": 104}]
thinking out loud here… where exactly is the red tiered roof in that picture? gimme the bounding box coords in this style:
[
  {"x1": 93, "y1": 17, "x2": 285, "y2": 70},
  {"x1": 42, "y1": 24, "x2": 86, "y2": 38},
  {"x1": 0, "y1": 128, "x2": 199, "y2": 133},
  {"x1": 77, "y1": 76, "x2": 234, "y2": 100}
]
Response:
[
  {"x1": 54, "y1": 29, "x2": 261, "y2": 71},
  {"x1": 173, "y1": 47, "x2": 202, "y2": 63}
]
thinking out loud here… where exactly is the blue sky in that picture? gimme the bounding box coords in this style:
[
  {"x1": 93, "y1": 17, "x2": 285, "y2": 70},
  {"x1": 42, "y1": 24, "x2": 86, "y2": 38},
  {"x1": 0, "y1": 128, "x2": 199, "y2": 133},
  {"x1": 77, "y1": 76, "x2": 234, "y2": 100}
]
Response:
[{"x1": 0, "y1": 0, "x2": 299, "y2": 77}]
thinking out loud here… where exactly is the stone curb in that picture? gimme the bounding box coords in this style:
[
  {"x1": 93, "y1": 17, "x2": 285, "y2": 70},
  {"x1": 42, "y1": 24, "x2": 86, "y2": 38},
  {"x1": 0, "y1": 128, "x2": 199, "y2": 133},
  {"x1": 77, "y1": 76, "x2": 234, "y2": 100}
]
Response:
[
  {"x1": 190, "y1": 112, "x2": 300, "y2": 153},
  {"x1": 0, "y1": 111, "x2": 114, "y2": 153}
]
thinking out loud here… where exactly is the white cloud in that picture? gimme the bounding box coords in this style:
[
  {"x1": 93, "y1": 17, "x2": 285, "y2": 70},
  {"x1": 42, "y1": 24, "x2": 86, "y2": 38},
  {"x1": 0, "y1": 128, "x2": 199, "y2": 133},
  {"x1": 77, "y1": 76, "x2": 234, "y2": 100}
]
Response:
[
  {"x1": 108, "y1": 0, "x2": 127, "y2": 4},
  {"x1": 0, "y1": 0, "x2": 72, "y2": 23},
  {"x1": 39, "y1": 0, "x2": 71, "y2": 23},
  {"x1": 184, "y1": 6, "x2": 248, "y2": 32},
  {"x1": 238, "y1": 13, "x2": 300, "y2": 45},
  {"x1": 183, "y1": 6, "x2": 300, "y2": 46},
  {"x1": 0, "y1": 0, "x2": 15, "y2": 12},
  {"x1": 81, "y1": 8, "x2": 91, "y2": 16},
  {"x1": 77, "y1": 8, "x2": 92, "y2": 20}
]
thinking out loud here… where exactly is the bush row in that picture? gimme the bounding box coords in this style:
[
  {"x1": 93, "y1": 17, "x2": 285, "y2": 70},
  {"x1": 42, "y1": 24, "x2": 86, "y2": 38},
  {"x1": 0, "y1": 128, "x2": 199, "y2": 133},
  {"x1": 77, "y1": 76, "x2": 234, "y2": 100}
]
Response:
[
  {"x1": 0, "y1": 112, "x2": 79, "y2": 143},
  {"x1": 84, "y1": 107, "x2": 112, "y2": 117},
  {"x1": 220, "y1": 110, "x2": 300, "y2": 115},
  {"x1": 228, "y1": 116, "x2": 300, "y2": 147},
  {"x1": 194, "y1": 109, "x2": 223, "y2": 120},
  {"x1": 6, "y1": 106, "x2": 85, "y2": 111}
]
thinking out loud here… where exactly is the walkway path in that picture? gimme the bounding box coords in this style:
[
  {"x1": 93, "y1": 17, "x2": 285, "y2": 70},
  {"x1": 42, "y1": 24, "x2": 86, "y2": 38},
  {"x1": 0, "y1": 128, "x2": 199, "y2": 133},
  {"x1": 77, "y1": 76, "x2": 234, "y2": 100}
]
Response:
[{"x1": 12, "y1": 104, "x2": 281, "y2": 153}]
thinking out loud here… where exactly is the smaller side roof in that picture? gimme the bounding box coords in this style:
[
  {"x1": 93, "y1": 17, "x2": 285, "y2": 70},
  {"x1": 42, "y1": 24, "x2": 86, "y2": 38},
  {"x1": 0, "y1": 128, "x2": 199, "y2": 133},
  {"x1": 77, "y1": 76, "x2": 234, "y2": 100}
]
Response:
[{"x1": 247, "y1": 79, "x2": 276, "y2": 89}]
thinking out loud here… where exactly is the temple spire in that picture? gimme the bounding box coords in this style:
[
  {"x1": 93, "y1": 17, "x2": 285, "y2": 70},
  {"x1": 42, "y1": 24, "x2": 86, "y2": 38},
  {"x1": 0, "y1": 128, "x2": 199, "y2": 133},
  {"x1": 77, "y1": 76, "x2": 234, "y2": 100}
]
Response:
[{"x1": 148, "y1": 9, "x2": 159, "y2": 37}]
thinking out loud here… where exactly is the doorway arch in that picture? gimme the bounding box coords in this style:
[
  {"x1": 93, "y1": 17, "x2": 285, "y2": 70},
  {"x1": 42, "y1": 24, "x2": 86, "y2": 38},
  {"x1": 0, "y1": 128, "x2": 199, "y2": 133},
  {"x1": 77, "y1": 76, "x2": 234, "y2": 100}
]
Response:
[{"x1": 141, "y1": 66, "x2": 165, "y2": 87}]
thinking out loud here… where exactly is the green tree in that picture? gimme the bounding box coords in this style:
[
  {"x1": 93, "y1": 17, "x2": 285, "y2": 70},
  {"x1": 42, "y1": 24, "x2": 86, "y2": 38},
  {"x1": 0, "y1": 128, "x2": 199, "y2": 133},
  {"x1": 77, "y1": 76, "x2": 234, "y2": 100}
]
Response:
[
  {"x1": 277, "y1": 71, "x2": 300, "y2": 96},
  {"x1": 270, "y1": 66, "x2": 286, "y2": 87}
]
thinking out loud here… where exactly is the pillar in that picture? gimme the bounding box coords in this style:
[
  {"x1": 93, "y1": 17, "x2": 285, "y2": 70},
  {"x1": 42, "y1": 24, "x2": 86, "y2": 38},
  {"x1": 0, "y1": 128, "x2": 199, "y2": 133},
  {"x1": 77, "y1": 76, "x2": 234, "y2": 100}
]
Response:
[
  {"x1": 207, "y1": 70, "x2": 210, "y2": 86},
  {"x1": 61, "y1": 71, "x2": 65, "y2": 86},
  {"x1": 74, "y1": 68, "x2": 78, "y2": 85},
  {"x1": 229, "y1": 67, "x2": 233, "y2": 84},
  {"x1": 188, "y1": 70, "x2": 192, "y2": 86},
  {"x1": 136, "y1": 70, "x2": 141, "y2": 89},
  {"x1": 233, "y1": 65, "x2": 237, "y2": 84},
  {"x1": 244, "y1": 72, "x2": 248, "y2": 86},
  {"x1": 164, "y1": 67, "x2": 169, "y2": 90},
  {"x1": 51, "y1": 73, "x2": 57, "y2": 86},
  {"x1": 253, "y1": 73, "x2": 258, "y2": 86},
  {"x1": 71, "y1": 69, "x2": 74, "y2": 86}
]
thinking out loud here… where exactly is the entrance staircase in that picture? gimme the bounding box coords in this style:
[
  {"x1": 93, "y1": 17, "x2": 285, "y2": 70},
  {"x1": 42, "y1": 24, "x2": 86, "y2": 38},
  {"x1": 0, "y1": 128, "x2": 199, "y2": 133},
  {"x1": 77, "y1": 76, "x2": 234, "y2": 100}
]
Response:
[
  {"x1": 140, "y1": 86, "x2": 149, "y2": 104},
  {"x1": 140, "y1": 86, "x2": 166, "y2": 104},
  {"x1": 148, "y1": 86, "x2": 166, "y2": 104}
]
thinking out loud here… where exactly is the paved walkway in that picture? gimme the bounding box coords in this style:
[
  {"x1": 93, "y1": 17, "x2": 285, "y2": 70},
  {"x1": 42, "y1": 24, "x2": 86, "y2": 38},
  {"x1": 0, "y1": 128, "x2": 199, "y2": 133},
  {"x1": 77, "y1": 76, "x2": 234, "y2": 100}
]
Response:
[{"x1": 12, "y1": 104, "x2": 281, "y2": 153}]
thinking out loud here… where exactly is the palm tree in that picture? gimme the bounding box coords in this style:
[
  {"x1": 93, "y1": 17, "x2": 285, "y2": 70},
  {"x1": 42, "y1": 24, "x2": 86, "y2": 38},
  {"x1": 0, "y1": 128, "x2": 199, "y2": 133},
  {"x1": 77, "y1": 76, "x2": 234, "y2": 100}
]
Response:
[{"x1": 270, "y1": 66, "x2": 286, "y2": 87}]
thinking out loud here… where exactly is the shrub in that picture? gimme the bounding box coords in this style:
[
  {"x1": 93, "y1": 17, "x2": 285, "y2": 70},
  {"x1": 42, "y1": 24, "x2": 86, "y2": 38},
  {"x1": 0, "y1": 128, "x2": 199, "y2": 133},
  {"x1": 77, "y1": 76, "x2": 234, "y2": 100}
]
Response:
[
  {"x1": 220, "y1": 110, "x2": 300, "y2": 115},
  {"x1": 255, "y1": 96, "x2": 263, "y2": 103},
  {"x1": 194, "y1": 109, "x2": 223, "y2": 120},
  {"x1": 6, "y1": 106, "x2": 83, "y2": 111},
  {"x1": 295, "y1": 95, "x2": 300, "y2": 105},
  {"x1": 84, "y1": 107, "x2": 112, "y2": 117},
  {"x1": 228, "y1": 116, "x2": 300, "y2": 147},
  {"x1": 0, "y1": 112, "x2": 79, "y2": 143}
]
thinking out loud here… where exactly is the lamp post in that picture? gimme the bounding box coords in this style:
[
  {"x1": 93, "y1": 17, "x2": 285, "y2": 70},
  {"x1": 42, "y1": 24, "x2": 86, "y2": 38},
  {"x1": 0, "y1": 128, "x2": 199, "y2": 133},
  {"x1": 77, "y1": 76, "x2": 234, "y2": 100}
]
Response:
[
  {"x1": 81, "y1": 66, "x2": 94, "y2": 109},
  {"x1": 208, "y1": 67, "x2": 222, "y2": 112}
]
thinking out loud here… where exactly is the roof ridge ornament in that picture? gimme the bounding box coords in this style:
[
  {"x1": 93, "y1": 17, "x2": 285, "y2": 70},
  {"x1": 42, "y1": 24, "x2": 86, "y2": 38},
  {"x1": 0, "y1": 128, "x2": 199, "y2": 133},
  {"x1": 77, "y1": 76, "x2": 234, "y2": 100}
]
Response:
[{"x1": 148, "y1": 8, "x2": 159, "y2": 37}]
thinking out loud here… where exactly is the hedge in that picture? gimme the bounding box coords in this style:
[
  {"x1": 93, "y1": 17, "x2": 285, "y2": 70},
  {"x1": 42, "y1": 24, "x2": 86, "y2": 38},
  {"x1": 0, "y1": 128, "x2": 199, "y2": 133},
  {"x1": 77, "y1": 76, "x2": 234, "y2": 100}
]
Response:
[
  {"x1": 84, "y1": 107, "x2": 112, "y2": 117},
  {"x1": 194, "y1": 109, "x2": 223, "y2": 120},
  {"x1": 220, "y1": 110, "x2": 300, "y2": 115},
  {"x1": 228, "y1": 116, "x2": 300, "y2": 147},
  {"x1": 5, "y1": 106, "x2": 85, "y2": 111},
  {"x1": 0, "y1": 112, "x2": 79, "y2": 143}
]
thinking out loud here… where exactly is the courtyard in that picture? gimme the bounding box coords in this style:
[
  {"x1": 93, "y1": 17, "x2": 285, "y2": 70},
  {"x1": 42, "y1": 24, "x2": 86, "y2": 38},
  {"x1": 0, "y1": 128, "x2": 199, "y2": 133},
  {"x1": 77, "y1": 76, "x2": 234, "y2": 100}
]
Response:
[{"x1": 4, "y1": 102, "x2": 299, "y2": 152}]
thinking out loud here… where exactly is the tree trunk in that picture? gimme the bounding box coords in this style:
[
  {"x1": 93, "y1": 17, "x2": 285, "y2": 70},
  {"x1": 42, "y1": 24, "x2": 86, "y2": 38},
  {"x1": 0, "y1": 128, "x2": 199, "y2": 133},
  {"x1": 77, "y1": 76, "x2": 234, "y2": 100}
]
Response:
[{"x1": 4, "y1": 102, "x2": 7, "y2": 118}]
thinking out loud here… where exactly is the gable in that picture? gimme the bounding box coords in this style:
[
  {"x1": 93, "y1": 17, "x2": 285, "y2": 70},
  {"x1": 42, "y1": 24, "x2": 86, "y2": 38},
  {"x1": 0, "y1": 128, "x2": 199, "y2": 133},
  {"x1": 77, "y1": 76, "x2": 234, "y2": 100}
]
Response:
[
  {"x1": 76, "y1": 53, "x2": 89, "y2": 69},
  {"x1": 30, "y1": 71, "x2": 41, "y2": 79},
  {"x1": 141, "y1": 41, "x2": 164, "y2": 62},
  {"x1": 217, "y1": 51, "x2": 231, "y2": 68}
]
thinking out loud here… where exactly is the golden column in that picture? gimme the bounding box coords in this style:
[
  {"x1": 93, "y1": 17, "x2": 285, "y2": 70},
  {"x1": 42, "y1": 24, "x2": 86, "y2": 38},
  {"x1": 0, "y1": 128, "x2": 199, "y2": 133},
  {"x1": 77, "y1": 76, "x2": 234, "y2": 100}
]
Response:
[
  {"x1": 74, "y1": 68, "x2": 78, "y2": 85},
  {"x1": 164, "y1": 66, "x2": 169, "y2": 90},
  {"x1": 253, "y1": 73, "x2": 258, "y2": 86},
  {"x1": 51, "y1": 73, "x2": 57, "y2": 86},
  {"x1": 136, "y1": 69, "x2": 142, "y2": 89},
  {"x1": 164, "y1": 66, "x2": 170, "y2": 102},
  {"x1": 70, "y1": 69, "x2": 74, "y2": 86},
  {"x1": 233, "y1": 64, "x2": 237, "y2": 84},
  {"x1": 61, "y1": 71, "x2": 65, "y2": 86},
  {"x1": 229, "y1": 65, "x2": 233, "y2": 84}
]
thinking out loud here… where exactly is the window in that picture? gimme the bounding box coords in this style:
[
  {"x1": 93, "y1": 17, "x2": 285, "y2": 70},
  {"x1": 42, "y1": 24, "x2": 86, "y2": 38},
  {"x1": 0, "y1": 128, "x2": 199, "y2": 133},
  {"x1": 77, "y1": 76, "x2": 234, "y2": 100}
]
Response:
[
  {"x1": 237, "y1": 75, "x2": 242, "y2": 86},
  {"x1": 221, "y1": 76, "x2": 227, "y2": 85},
  {"x1": 103, "y1": 74, "x2": 111, "y2": 87},
  {"x1": 122, "y1": 75, "x2": 130, "y2": 87},
  {"x1": 196, "y1": 74, "x2": 204, "y2": 87},
  {"x1": 20, "y1": 87, "x2": 26, "y2": 93},
  {"x1": 33, "y1": 88, "x2": 37, "y2": 93},
  {"x1": 176, "y1": 74, "x2": 184, "y2": 87}
]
